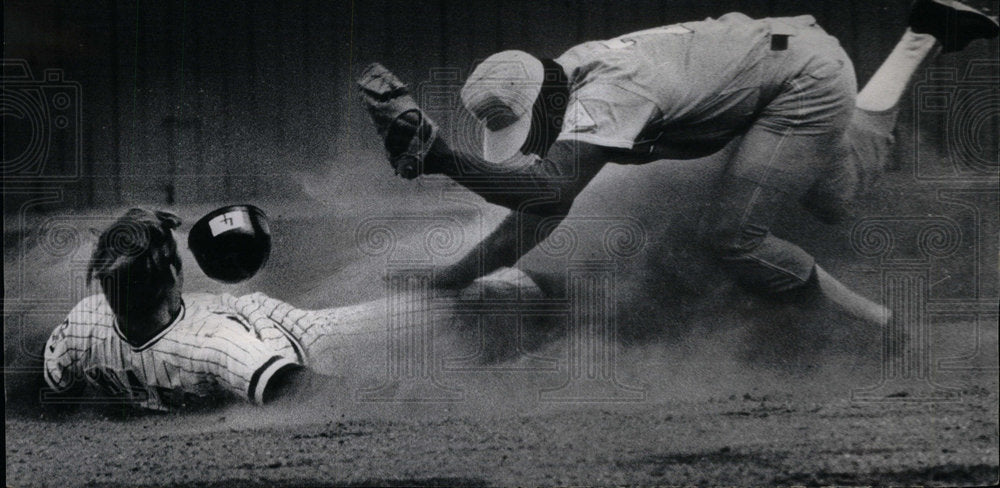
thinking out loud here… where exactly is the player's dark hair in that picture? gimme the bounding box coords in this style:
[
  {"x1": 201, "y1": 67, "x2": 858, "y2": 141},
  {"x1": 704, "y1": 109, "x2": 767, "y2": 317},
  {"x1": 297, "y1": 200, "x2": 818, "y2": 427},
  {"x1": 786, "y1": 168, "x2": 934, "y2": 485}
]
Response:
[{"x1": 88, "y1": 208, "x2": 182, "y2": 322}]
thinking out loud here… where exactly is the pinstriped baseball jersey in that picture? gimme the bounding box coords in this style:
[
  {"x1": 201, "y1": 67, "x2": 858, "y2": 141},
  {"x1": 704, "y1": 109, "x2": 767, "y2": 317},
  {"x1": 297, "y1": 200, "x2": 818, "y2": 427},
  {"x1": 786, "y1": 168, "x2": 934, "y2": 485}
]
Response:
[{"x1": 44, "y1": 293, "x2": 300, "y2": 411}]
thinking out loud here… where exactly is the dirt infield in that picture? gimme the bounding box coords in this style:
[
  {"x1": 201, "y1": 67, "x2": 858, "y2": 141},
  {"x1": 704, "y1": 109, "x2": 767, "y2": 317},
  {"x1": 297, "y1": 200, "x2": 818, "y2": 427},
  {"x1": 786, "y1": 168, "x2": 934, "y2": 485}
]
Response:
[
  {"x1": 6, "y1": 372, "x2": 997, "y2": 486},
  {"x1": 6, "y1": 159, "x2": 999, "y2": 486}
]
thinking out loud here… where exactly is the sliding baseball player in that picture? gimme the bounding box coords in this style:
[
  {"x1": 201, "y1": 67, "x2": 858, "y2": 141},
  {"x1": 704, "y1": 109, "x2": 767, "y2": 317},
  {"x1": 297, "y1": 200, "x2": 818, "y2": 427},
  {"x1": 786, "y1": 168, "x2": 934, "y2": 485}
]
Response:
[{"x1": 43, "y1": 208, "x2": 541, "y2": 412}]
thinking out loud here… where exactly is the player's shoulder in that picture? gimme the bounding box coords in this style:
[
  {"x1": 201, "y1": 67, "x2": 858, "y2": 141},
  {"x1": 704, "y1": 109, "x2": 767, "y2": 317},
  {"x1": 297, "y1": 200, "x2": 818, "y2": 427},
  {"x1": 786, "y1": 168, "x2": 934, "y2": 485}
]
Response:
[
  {"x1": 171, "y1": 296, "x2": 255, "y2": 339},
  {"x1": 705, "y1": 12, "x2": 756, "y2": 24},
  {"x1": 182, "y1": 292, "x2": 228, "y2": 309},
  {"x1": 230, "y1": 291, "x2": 273, "y2": 306},
  {"x1": 144, "y1": 302, "x2": 253, "y2": 363},
  {"x1": 50, "y1": 294, "x2": 116, "y2": 350},
  {"x1": 65, "y1": 294, "x2": 115, "y2": 326},
  {"x1": 69, "y1": 293, "x2": 110, "y2": 312},
  {"x1": 182, "y1": 291, "x2": 271, "y2": 313}
]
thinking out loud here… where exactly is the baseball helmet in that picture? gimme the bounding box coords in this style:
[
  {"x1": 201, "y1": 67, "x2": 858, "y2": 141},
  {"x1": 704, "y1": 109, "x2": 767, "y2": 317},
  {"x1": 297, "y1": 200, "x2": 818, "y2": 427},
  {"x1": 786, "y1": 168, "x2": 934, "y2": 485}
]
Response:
[{"x1": 188, "y1": 204, "x2": 271, "y2": 283}]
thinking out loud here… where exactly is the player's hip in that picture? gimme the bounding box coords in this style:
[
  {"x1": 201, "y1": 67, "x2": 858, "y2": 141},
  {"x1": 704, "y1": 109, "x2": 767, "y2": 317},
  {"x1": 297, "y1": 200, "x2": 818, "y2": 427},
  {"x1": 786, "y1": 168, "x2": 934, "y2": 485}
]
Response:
[{"x1": 753, "y1": 19, "x2": 857, "y2": 133}]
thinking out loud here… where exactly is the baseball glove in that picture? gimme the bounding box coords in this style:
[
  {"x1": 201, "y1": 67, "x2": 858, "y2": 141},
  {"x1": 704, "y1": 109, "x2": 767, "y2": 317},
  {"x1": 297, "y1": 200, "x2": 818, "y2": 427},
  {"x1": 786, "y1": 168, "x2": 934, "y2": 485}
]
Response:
[{"x1": 357, "y1": 63, "x2": 438, "y2": 179}]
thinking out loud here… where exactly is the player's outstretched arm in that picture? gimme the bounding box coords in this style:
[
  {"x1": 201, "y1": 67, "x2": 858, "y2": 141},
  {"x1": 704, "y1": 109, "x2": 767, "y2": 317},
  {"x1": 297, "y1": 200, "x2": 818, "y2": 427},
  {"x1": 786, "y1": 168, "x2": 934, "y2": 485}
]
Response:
[
  {"x1": 429, "y1": 140, "x2": 608, "y2": 289},
  {"x1": 433, "y1": 211, "x2": 549, "y2": 289},
  {"x1": 429, "y1": 138, "x2": 608, "y2": 214}
]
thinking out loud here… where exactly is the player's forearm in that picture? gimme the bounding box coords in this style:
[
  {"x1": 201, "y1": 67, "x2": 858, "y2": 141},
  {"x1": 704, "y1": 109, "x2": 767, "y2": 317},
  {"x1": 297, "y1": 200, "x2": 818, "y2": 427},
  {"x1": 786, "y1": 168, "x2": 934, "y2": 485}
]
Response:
[
  {"x1": 426, "y1": 139, "x2": 604, "y2": 216},
  {"x1": 437, "y1": 210, "x2": 563, "y2": 287},
  {"x1": 427, "y1": 149, "x2": 559, "y2": 213},
  {"x1": 460, "y1": 212, "x2": 525, "y2": 278}
]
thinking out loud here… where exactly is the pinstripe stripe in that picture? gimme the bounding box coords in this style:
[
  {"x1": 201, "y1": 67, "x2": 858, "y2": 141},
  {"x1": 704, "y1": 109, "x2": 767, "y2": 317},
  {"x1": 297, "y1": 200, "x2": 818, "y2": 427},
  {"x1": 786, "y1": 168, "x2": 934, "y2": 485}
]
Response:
[
  {"x1": 208, "y1": 334, "x2": 252, "y2": 356},
  {"x1": 247, "y1": 356, "x2": 282, "y2": 402},
  {"x1": 265, "y1": 318, "x2": 307, "y2": 365}
]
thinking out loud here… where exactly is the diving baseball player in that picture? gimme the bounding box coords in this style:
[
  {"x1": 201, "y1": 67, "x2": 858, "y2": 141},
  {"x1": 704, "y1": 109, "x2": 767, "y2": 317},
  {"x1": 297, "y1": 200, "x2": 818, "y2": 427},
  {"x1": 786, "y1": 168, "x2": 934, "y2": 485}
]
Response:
[
  {"x1": 360, "y1": 0, "x2": 998, "y2": 325},
  {"x1": 43, "y1": 208, "x2": 542, "y2": 412}
]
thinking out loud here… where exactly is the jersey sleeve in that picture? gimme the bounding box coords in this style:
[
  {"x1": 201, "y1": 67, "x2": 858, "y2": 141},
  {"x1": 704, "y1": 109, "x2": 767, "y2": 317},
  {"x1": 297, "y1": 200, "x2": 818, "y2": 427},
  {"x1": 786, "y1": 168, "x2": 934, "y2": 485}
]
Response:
[
  {"x1": 197, "y1": 317, "x2": 300, "y2": 404},
  {"x1": 228, "y1": 292, "x2": 309, "y2": 364},
  {"x1": 556, "y1": 83, "x2": 659, "y2": 150},
  {"x1": 232, "y1": 293, "x2": 298, "y2": 331},
  {"x1": 43, "y1": 318, "x2": 80, "y2": 393}
]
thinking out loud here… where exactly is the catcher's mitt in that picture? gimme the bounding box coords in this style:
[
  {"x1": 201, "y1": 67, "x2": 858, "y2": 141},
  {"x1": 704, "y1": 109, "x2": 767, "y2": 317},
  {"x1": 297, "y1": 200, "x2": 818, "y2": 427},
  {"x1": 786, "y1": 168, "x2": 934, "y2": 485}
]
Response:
[{"x1": 357, "y1": 63, "x2": 438, "y2": 179}]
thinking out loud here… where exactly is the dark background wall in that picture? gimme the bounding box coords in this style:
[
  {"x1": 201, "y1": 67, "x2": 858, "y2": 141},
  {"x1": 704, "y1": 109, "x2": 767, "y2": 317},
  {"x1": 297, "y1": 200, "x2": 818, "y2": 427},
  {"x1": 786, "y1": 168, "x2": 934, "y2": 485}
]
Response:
[{"x1": 2, "y1": 0, "x2": 995, "y2": 211}]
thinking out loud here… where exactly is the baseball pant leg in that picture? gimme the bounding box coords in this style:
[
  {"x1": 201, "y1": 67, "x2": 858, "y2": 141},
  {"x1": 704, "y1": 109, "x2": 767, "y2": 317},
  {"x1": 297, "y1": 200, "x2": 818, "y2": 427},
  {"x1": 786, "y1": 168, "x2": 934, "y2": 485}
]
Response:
[{"x1": 700, "y1": 30, "x2": 857, "y2": 295}]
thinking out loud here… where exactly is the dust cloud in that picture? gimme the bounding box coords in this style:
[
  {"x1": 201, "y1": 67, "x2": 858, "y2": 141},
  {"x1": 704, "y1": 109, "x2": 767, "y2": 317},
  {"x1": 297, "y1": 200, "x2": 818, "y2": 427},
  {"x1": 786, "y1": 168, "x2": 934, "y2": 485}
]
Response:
[{"x1": 5, "y1": 152, "x2": 886, "y2": 425}]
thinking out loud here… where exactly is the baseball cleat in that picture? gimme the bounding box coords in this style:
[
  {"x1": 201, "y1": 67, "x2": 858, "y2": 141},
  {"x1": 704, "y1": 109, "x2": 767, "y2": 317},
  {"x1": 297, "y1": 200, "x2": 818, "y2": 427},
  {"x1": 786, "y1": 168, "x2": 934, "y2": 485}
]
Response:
[
  {"x1": 357, "y1": 63, "x2": 439, "y2": 179},
  {"x1": 908, "y1": 0, "x2": 1000, "y2": 52}
]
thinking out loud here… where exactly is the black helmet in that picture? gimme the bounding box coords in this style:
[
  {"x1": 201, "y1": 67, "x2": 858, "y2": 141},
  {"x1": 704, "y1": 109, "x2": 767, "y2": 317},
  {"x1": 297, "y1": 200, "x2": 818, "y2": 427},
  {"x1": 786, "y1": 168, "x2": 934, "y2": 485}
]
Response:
[{"x1": 188, "y1": 204, "x2": 271, "y2": 283}]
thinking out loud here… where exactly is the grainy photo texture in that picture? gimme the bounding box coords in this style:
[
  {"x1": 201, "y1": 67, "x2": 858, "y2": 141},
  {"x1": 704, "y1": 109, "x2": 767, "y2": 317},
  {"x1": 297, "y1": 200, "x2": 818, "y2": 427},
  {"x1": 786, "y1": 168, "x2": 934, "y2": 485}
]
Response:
[{"x1": 4, "y1": 1, "x2": 999, "y2": 486}]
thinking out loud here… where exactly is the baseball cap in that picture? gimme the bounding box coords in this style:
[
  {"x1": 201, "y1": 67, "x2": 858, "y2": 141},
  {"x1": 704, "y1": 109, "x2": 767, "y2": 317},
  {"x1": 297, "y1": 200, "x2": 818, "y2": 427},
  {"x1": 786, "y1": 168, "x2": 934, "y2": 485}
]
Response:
[{"x1": 460, "y1": 50, "x2": 544, "y2": 163}]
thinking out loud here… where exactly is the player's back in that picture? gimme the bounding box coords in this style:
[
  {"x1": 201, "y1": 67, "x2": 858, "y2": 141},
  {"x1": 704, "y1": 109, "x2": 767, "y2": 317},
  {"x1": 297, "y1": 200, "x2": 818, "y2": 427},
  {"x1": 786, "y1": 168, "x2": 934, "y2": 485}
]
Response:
[{"x1": 555, "y1": 13, "x2": 841, "y2": 147}]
